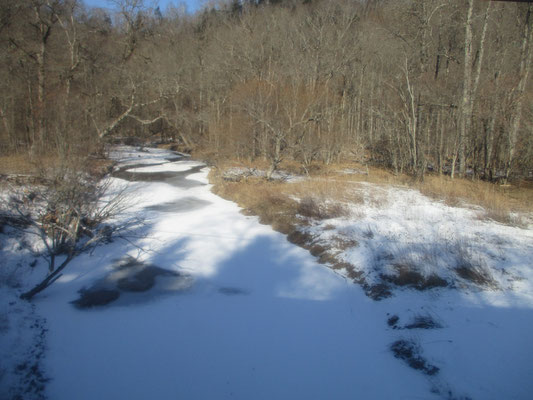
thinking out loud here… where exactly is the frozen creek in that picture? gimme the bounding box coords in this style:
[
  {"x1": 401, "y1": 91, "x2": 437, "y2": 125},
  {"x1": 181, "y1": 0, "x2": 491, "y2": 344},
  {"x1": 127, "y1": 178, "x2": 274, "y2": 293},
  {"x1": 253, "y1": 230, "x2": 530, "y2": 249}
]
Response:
[{"x1": 30, "y1": 146, "x2": 533, "y2": 400}]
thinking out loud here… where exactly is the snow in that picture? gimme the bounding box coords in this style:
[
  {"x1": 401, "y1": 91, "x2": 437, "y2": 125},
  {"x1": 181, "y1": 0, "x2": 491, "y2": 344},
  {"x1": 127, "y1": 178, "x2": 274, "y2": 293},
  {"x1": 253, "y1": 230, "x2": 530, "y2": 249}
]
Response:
[
  {"x1": 0, "y1": 226, "x2": 49, "y2": 399},
  {"x1": 222, "y1": 166, "x2": 305, "y2": 182},
  {"x1": 108, "y1": 145, "x2": 189, "y2": 168},
  {"x1": 305, "y1": 182, "x2": 533, "y2": 294},
  {"x1": 1, "y1": 145, "x2": 533, "y2": 400},
  {"x1": 126, "y1": 160, "x2": 204, "y2": 173}
]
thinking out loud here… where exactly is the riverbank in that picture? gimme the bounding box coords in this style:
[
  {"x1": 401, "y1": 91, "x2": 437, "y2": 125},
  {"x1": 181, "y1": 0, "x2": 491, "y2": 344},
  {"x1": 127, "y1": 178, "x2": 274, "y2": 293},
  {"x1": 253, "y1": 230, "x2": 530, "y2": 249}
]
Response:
[{"x1": 1, "y1": 145, "x2": 532, "y2": 400}]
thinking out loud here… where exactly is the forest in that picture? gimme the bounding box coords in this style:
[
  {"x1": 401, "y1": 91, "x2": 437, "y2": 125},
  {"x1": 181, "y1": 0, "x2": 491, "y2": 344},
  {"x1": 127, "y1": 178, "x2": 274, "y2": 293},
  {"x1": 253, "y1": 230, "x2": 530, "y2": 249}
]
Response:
[
  {"x1": 1, "y1": 0, "x2": 532, "y2": 182},
  {"x1": 2, "y1": 3, "x2": 533, "y2": 398}
]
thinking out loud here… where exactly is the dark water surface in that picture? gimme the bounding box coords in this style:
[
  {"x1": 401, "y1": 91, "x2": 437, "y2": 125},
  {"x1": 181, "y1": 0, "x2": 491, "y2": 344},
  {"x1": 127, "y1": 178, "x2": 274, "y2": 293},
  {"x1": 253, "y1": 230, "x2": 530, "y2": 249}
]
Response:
[{"x1": 73, "y1": 157, "x2": 208, "y2": 308}]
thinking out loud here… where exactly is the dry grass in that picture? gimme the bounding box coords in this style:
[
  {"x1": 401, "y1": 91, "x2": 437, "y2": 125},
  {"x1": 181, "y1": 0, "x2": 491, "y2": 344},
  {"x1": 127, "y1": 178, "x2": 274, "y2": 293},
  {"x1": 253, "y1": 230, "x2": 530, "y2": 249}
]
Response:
[
  {"x1": 210, "y1": 163, "x2": 378, "y2": 296},
  {"x1": 0, "y1": 153, "x2": 37, "y2": 175},
  {"x1": 332, "y1": 235, "x2": 359, "y2": 250},
  {"x1": 297, "y1": 196, "x2": 351, "y2": 220},
  {"x1": 0, "y1": 153, "x2": 60, "y2": 188},
  {"x1": 209, "y1": 163, "x2": 361, "y2": 234},
  {"x1": 381, "y1": 265, "x2": 448, "y2": 290},
  {"x1": 0, "y1": 152, "x2": 113, "y2": 187},
  {"x1": 210, "y1": 172, "x2": 299, "y2": 234},
  {"x1": 291, "y1": 178, "x2": 365, "y2": 204},
  {"x1": 325, "y1": 163, "x2": 532, "y2": 223},
  {"x1": 211, "y1": 158, "x2": 532, "y2": 227},
  {"x1": 209, "y1": 160, "x2": 527, "y2": 300},
  {"x1": 417, "y1": 175, "x2": 532, "y2": 225},
  {"x1": 449, "y1": 240, "x2": 498, "y2": 288},
  {"x1": 210, "y1": 159, "x2": 532, "y2": 237},
  {"x1": 318, "y1": 162, "x2": 412, "y2": 185}
]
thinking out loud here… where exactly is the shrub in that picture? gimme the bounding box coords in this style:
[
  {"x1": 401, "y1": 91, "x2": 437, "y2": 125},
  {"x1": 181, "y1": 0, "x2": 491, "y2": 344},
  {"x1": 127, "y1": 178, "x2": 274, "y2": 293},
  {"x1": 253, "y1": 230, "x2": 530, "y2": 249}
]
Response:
[{"x1": 3, "y1": 166, "x2": 131, "y2": 300}]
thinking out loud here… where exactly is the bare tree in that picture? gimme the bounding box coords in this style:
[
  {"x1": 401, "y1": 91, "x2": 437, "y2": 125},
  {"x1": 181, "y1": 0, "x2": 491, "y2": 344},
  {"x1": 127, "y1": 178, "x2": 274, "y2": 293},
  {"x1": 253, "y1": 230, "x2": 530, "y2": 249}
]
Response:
[
  {"x1": 1, "y1": 0, "x2": 532, "y2": 181},
  {"x1": 4, "y1": 167, "x2": 132, "y2": 300},
  {"x1": 504, "y1": 4, "x2": 533, "y2": 182}
]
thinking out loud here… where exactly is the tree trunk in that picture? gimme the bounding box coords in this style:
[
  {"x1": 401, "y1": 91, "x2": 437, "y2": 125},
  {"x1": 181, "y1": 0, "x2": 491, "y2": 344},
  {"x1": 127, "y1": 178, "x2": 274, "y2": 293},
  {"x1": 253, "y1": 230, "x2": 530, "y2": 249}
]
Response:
[
  {"x1": 20, "y1": 254, "x2": 74, "y2": 301},
  {"x1": 34, "y1": 26, "x2": 48, "y2": 150},
  {"x1": 0, "y1": 106, "x2": 10, "y2": 142},
  {"x1": 266, "y1": 133, "x2": 282, "y2": 180},
  {"x1": 404, "y1": 59, "x2": 418, "y2": 172},
  {"x1": 504, "y1": 4, "x2": 533, "y2": 182},
  {"x1": 483, "y1": 105, "x2": 497, "y2": 180},
  {"x1": 458, "y1": 0, "x2": 474, "y2": 177}
]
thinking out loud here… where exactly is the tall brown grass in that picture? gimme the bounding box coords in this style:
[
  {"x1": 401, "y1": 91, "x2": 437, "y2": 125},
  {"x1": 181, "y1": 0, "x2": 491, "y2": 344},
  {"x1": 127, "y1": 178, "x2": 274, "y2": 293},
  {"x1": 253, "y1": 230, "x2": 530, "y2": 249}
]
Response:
[
  {"x1": 210, "y1": 172, "x2": 299, "y2": 233},
  {"x1": 209, "y1": 159, "x2": 532, "y2": 227},
  {"x1": 0, "y1": 151, "x2": 113, "y2": 187},
  {"x1": 0, "y1": 154, "x2": 36, "y2": 175},
  {"x1": 417, "y1": 175, "x2": 532, "y2": 225}
]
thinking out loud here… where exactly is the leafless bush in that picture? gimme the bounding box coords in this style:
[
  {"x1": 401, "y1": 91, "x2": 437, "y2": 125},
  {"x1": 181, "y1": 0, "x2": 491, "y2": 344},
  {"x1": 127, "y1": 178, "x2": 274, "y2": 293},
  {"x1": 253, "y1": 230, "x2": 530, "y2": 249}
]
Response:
[
  {"x1": 450, "y1": 240, "x2": 497, "y2": 288},
  {"x1": 381, "y1": 264, "x2": 448, "y2": 291},
  {"x1": 297, "y1": 196, "x2": 350, "y2": 220},
  {"x1": 332, "y1": 235, "x2": 359, "y2": 250},
  {"x1": 362, "y1": 224, "x2": 375, "y2": 239},
  {"x1": 297, "y1": 196, "x2": 322, "y2": 219},
  {"x1": 2, "y1": 167, "x2": 132, "y2": 300}
]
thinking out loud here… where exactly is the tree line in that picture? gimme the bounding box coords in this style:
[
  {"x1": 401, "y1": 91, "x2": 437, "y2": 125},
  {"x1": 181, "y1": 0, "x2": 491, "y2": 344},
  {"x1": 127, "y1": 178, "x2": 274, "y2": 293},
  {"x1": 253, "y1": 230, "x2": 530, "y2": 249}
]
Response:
[{"x1": 1, "y1": 0, "x2": 532, "y2": 181}]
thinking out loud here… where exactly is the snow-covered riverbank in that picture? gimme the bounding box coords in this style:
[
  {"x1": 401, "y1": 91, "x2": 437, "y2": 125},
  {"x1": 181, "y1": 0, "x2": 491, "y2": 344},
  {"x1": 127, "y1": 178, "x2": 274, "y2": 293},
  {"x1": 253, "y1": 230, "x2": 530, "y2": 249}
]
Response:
[{"x1": 2, "y1": 146, "x2": 532, "y2": 400}]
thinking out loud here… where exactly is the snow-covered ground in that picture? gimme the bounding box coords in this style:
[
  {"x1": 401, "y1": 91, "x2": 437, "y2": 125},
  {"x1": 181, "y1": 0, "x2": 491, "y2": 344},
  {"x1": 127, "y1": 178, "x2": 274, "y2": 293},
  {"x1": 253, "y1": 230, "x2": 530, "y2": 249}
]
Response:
[
  {"x1": 305, "y1": 181, "x2": 533, "y2": 296},
  {"x1": 1, "y1": 146, "x2": 532, "y2": 400},
  {"x1": 222, "y1": 166, "x2": 305, "y2": 182}
]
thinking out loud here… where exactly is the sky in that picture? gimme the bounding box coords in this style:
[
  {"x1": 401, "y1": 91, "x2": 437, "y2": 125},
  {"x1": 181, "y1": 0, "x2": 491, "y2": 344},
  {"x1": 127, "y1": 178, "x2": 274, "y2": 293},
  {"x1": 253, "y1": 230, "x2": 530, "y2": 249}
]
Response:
[{"x1": 83, "y1": 0, "x2": 205, "y2": 14}]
